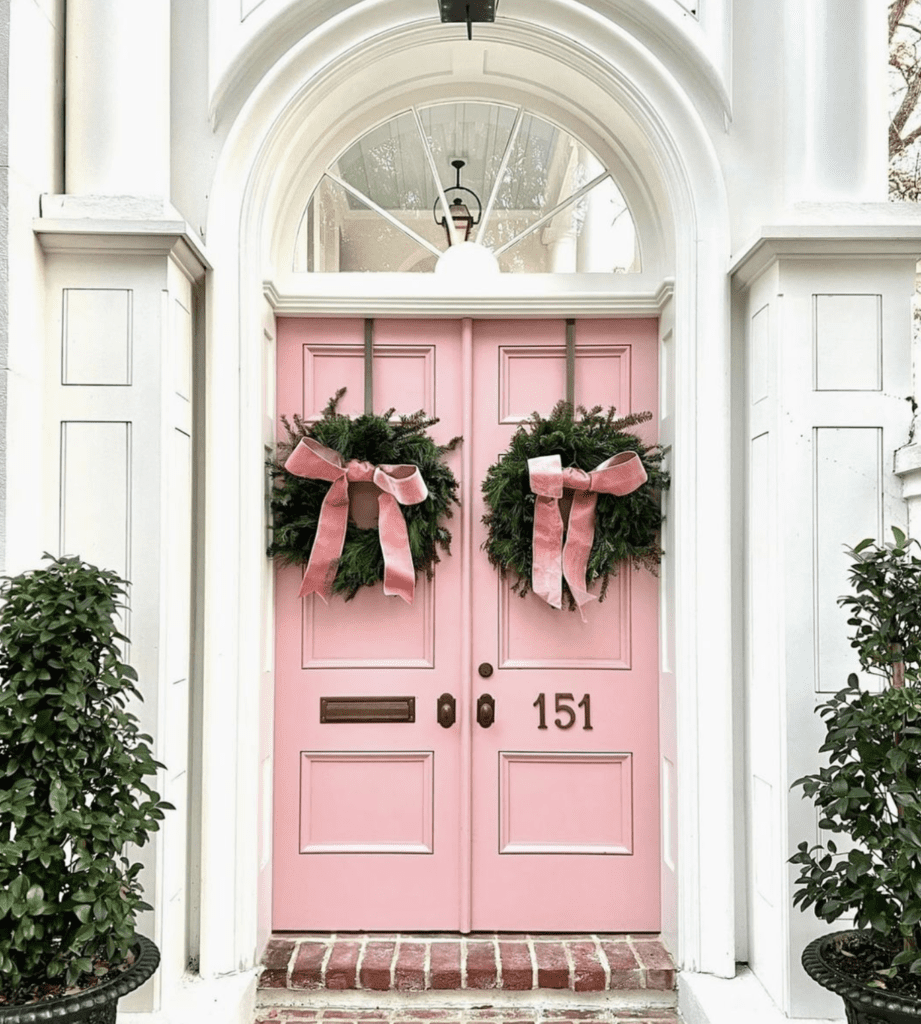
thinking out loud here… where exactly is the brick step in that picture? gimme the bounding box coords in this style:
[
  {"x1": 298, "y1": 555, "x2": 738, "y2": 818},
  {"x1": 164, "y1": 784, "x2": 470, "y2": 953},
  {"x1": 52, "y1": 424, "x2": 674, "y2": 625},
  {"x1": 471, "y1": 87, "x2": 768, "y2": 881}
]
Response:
[
  {"x1": 255, "y1": 1009, "x2": 682, "y2": 1024},
  {"x1": 258, "y1": 935, "x2": 676, "y2": 995}
]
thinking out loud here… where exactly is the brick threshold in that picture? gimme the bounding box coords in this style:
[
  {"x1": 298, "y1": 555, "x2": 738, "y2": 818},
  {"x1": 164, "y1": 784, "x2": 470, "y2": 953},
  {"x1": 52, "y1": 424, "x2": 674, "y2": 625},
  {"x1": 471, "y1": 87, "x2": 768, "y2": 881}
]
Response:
[
  {"x1": 255, "y1": 1009, "x2": 682, "y2": 1024},
  {"x1": 258, "y1": 934, "x2": 676, "y2": 997}
]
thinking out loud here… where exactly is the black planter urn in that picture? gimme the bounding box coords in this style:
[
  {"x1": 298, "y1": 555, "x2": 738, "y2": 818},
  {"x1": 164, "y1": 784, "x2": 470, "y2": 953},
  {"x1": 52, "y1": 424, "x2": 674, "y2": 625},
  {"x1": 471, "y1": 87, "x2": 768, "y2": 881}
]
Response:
[
  {"x1": 803, "y1": 931, "x2": 921, "y2": 1024},
  {"x1": 0, "y1": 936, "x2": 159, "y2": 1024}
]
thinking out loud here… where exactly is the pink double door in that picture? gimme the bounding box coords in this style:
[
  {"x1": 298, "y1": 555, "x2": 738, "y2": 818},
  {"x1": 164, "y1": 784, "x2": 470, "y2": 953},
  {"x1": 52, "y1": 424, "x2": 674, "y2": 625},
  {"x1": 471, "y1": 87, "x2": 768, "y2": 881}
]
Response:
[{"x1": 273, "y1": 317, "x2": 660, "y2": 931}]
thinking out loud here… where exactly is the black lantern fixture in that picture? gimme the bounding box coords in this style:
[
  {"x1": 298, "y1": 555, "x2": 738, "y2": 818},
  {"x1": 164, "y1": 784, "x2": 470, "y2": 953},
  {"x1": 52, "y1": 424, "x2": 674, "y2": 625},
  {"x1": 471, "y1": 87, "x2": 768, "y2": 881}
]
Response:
[
  {"x1": 437, "y1": 0, "x2": 497, "y2": 40},
  {"x1": 434, "y1": 159, "x2": 483, "y2": 246}
]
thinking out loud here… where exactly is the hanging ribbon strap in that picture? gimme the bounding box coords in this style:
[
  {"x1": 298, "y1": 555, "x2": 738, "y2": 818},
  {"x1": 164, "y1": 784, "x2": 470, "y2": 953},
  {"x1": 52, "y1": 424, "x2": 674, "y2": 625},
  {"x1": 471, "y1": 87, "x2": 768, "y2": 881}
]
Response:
[
  {"x1": 284, "y1": 438, "x2": 428, "y2": 604},
  {"x1": 528, "y1": 451, "x2": 647, "y2": 618}
]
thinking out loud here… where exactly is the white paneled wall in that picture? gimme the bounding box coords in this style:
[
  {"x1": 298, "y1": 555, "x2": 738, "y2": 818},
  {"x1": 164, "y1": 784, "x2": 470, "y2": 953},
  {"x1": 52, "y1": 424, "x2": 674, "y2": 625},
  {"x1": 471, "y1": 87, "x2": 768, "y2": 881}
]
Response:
[
  {"x1": 740, "y1": 254, "x2": 915, "y2": 1018},
  {"x1": 39, "y1": 237, "x2": 204, "y2": 1014}
]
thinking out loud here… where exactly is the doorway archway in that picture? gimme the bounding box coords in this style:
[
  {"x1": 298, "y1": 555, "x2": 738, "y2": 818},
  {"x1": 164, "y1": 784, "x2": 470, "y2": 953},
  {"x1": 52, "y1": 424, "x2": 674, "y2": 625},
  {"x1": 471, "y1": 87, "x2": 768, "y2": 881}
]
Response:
[{"x1": 198, "y1": 1, "x2": 734, "y2": 981}]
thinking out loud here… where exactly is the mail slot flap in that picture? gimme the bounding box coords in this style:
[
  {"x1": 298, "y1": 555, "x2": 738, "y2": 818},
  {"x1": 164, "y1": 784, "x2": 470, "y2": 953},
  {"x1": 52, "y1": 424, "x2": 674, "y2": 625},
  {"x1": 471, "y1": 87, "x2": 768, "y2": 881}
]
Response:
[{"x1": 320, "y1": 696, "x2": 416, "y2": 724}]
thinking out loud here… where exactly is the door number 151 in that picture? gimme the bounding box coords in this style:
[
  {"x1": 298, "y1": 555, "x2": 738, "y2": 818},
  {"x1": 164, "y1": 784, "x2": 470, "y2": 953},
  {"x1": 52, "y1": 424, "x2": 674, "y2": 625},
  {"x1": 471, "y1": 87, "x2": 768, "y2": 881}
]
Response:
[{"x1": 533, "y1": 692, "x2": 593, "y2": 731}]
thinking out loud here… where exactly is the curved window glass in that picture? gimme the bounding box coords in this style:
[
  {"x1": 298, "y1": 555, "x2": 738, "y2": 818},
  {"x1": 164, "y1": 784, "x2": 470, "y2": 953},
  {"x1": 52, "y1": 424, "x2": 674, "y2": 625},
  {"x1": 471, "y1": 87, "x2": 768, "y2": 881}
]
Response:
[{"x1": 294, "y1": 102, "x2": 639, "y2": 274}]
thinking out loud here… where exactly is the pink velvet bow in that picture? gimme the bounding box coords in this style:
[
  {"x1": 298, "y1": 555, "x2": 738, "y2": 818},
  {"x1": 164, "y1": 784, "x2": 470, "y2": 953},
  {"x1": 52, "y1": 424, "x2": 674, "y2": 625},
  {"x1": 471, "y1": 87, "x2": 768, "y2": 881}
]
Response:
[
  {"x1": 284, "y1": 437, "x2": 429, "y2": 604},
  {"x1": 528, "y1": 451, "x2": 647, "y2": 618}
]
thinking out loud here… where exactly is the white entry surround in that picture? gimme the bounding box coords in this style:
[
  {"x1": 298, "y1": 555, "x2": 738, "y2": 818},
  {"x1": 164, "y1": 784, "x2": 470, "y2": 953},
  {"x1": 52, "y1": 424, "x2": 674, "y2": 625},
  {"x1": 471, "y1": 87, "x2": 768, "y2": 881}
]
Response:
[{"x1": 4, "y1": 1, "x2": 919, "y2": 1022}]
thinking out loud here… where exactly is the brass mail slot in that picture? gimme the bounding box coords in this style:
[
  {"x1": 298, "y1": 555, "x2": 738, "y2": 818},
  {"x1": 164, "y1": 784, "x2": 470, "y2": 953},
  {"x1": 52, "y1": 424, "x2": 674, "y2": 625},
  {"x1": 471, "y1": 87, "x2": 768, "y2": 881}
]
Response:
[{"x1": 319, "y1": 696, "x2": 415, "y2": 724}]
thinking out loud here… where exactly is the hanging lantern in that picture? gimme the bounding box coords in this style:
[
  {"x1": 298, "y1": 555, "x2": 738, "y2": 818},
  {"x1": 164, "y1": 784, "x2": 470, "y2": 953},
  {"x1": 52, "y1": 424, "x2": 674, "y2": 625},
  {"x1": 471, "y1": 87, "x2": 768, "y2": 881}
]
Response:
[{"x1": 434, "y1": 160, "x2": 482, "y2": 246}]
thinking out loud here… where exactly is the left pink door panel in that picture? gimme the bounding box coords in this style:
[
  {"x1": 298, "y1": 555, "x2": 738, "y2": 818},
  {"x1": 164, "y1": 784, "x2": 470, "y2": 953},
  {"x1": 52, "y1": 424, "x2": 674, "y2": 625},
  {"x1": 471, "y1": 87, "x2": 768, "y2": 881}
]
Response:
[{"x1": 273, "y1": 318, "x2": 464, "y2": 930}]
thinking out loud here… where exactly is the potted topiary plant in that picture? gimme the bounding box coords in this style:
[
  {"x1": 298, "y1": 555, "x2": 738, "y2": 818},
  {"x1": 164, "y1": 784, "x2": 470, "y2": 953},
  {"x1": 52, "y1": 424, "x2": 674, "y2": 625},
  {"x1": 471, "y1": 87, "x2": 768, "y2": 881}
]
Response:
[
  {"x1": 792, "y1": 528, "x2": 921, "y2": 1024},
  {"x1": 0, "y1": 555, "x2": 170, "y2": 1021}
]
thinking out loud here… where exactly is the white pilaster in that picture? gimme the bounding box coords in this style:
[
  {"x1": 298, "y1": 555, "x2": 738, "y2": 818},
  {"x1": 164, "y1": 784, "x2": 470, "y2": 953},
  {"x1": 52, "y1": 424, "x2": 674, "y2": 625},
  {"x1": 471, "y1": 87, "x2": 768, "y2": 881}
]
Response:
[
  {"x1": 65, "y1": 0, "x2": 170, "y2": 196},
  {"x1": 34, "y1": 198, "x2": 208, "y2": 1014},
  {"x1": 784, "y1": 0, "x2": 887, "y2": 202},
  {"x1": 734, "y1": 231, "x2": 919, "y2": 1018}
]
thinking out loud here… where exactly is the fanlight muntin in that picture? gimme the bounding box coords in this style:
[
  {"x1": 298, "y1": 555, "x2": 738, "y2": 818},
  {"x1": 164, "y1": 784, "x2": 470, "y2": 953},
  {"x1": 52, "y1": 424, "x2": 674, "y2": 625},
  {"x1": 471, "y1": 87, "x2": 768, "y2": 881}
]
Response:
[{"x1": 296, "y1": 101, "x2": 638, "y2": 275}]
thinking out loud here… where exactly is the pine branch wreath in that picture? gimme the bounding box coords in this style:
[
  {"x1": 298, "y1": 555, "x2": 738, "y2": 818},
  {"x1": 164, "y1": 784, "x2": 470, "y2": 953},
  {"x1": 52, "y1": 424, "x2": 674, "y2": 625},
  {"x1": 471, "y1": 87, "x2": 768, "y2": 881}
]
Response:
[
  {"x1": 481, "y1": 401, "x2": 669, "y2": 610},
  {"x1": 269, "y1": 389, "x2": 461, "y2": 600}
]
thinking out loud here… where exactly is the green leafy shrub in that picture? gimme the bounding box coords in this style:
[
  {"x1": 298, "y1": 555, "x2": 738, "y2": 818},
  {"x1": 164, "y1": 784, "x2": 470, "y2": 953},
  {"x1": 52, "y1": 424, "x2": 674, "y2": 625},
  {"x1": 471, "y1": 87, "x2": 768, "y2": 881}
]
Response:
[
  {"x1": 0, "y1": 555, "x2": 171, "y2": 998},
  {"x1": 792, "y1": 529, "x2": 921, "y2": 980}
]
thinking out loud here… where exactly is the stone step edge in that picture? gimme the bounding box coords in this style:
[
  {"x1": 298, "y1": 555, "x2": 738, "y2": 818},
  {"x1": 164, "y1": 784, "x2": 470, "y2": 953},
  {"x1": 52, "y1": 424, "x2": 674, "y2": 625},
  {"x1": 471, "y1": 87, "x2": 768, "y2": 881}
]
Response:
[{"x1": 256, "y1": 989, "x2": 679, "y2": 1011}]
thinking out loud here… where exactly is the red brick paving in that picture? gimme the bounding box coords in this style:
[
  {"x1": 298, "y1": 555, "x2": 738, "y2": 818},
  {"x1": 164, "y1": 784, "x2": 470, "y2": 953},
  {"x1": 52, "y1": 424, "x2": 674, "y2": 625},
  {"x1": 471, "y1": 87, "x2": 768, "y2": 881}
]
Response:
[
  {"x1": 291, "y1": 942, "x2": 328, "y2": 990},
  {"x1": 326, "y1": 941, "x2": 361, "y2": 990},
  {"x1": 498, "y1": 941, "x2": 533, "y2": 990},
  {"x1": 394, "y1": 942, "x2": 427, "y2": 991},
  {"x1": 260, "y1": 937, "x2": 296, "y2": 988},
  {"x1": 258, "y1": 934, "x2": 675, "y2": 994},
  {"x1": 569, "y1": 942, "x2": 605, "y2": 992},
  {"x1": 360, "y1": 941, "x2": 397, "y2": 991},
  {"x1": 598, "y1": 941, "x2": 641, "y2": 991},
  {"x1": 429, "y1": 941, "x2": 463, "y2": 990},
  {"x1": 465, "y1": 940, "x2": 499, "y2": 989},
  {"x1": 534, "y1": 941, "x2": 569, "y2": 989}
]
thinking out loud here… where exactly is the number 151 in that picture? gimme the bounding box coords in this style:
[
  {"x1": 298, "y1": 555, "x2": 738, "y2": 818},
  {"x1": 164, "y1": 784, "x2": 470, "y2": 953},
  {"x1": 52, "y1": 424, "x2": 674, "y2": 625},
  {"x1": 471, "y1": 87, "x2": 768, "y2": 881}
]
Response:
[{"x1": 533, "y1": 692, "x2": 593, "y2": 730}]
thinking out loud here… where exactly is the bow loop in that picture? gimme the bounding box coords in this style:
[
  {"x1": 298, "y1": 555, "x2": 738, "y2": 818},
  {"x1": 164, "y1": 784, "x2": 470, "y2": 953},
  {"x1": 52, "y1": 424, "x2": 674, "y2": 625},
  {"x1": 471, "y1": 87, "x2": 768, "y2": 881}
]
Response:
[
  {"x1": 284, "y1": 437, "x2": 428, "y2": 604},
  {"x1": 527, "y1": 450, "x2": 647, "y2": 619},
  {"x1": 588, "y1": 451, "x2": 648, "y2": 496},
  {"x1": 528, "y1": 454, "x2": 565, "y2": 498},
  {"x1": 373, "y1": 464, "x2": 429, "y2": 505}
]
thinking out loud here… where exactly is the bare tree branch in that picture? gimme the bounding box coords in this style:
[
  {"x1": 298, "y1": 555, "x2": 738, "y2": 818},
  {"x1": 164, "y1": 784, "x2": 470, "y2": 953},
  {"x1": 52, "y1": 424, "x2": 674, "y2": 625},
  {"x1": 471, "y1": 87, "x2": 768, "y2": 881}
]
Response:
[
  {"x1": 891, "y1": 0, "x2": 912, "y2": 42},
  {"x1": 891, "y1": 62, "x2": 921, "y2": 147}
]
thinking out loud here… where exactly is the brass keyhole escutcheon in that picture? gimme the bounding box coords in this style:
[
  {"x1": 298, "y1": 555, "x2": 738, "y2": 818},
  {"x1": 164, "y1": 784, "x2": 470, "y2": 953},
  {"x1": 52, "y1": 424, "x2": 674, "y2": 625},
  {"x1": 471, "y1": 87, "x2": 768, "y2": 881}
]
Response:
[
  {"x1": 437, "y1": 692, "x2": 456, "y2": 728},
  {"x1": 478, "y1": 662, "x2": 493, "y2": 678},
  {"x1": 476, "y1": 693, "x2": 495, "y2": 728}
]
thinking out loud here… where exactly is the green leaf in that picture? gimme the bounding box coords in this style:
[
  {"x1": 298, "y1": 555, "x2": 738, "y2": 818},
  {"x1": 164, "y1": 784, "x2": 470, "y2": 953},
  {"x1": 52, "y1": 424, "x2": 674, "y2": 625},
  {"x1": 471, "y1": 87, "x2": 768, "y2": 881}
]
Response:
[{"x1": 49, "y1": 778, "x2": 67, "y2": 813}]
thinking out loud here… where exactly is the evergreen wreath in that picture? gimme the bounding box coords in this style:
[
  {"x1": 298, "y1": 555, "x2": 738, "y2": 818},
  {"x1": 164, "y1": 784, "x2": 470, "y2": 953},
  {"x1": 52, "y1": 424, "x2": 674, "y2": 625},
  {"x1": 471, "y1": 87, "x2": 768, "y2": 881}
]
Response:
[
  {"x1": 481, "y1": 401, "x2": 669, "y2": 610},
  {"x1": 269, "y1": 388, "x2": 461, "y2": 600}
]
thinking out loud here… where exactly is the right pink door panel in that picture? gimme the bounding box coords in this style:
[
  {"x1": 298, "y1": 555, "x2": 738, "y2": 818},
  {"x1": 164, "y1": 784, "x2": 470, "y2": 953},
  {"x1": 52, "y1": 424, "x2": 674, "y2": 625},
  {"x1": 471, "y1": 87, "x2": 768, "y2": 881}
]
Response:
[
  {"x1": 273, "y1": 317, "x2": 660, "y2": 932},
  {"x1": 470, "y1": 319, "x2": 660, "y2": 930}
]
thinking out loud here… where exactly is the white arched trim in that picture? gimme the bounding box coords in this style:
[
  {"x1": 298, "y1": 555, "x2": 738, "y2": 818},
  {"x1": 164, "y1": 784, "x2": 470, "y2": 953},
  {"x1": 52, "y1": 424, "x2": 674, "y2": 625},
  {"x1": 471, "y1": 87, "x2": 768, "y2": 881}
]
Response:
[
  {"x1": 208, "y1": 0, "x2": 731, "y2": 133},
  {"x1": 199, "y1": 0, "x2": 735, "y2": 986}
]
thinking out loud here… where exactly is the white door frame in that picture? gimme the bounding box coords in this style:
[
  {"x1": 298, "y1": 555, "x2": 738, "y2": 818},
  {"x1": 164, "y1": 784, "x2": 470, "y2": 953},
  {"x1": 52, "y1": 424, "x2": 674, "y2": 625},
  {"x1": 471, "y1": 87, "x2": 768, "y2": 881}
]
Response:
[{"x1": 196, "y1": 1, "x2": 735, "y2": 982}]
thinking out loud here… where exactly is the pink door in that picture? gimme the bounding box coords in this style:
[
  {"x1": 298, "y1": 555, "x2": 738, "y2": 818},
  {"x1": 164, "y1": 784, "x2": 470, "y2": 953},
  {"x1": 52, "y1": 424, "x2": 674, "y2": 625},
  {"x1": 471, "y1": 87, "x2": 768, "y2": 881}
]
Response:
[{"x1": 273, "y1": 317, "x2": 660, "y2": 931}]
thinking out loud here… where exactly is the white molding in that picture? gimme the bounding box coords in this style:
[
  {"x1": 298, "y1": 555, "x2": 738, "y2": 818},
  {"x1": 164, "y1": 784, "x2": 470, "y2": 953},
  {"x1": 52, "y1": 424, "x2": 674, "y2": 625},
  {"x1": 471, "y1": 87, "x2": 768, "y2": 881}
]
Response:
[
  {"x1": 34, "y1": 197, "x2": 211, "y2": 279},
  {"x1": 262, "y1": 275, "x2": 675, "y2": 317},
  {"x1": 207, "y1": 0, "x2": 731, "y2": 132},
  {"x1": 731, "y1": 220, "x2": 921, "y2": 288}
]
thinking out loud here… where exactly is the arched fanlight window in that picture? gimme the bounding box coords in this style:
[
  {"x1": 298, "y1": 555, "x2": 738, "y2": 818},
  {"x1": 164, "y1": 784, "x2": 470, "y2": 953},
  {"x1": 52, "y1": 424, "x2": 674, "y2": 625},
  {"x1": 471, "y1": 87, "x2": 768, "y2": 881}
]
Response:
[{"x1": 294, "y1": 102, "x2": 639, "y2": 274}]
